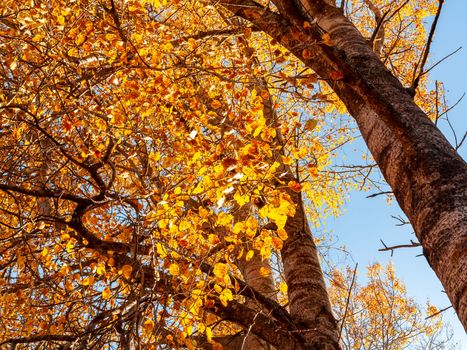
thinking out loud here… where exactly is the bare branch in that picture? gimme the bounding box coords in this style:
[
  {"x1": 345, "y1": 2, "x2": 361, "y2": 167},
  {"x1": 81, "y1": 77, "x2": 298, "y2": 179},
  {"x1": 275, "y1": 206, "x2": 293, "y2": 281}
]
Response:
[
  {"x1": 379, "y1": 239, "x2": 421, "y2": 256},
  {"x1": 410, "y1": 0, "x2": 445, "y2": 94}
]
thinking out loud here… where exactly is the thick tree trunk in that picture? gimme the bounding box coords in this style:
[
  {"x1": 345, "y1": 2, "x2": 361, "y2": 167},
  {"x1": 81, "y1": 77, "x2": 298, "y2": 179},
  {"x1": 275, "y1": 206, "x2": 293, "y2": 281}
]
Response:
[
  {"x1": 220, "y1": 0, "x2": 467, "y2": 331},
  {"x1": 297, "y1": 0, "x2": 467, "y2": 331}
]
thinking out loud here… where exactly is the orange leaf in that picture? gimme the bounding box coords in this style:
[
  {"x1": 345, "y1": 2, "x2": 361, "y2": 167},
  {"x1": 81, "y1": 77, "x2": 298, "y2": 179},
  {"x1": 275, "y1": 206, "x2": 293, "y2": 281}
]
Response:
[{"x1": 288, "y1": 180, "x2": 302, "y2": 192}]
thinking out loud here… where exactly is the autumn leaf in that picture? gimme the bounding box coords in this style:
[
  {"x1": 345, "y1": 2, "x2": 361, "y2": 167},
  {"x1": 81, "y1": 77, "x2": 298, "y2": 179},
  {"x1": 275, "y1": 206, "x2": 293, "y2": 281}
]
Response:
[
  {"x1": 304, "y1": 119, "x2": 318, "y2": 131},
  {"x1": 288, "y1": 180, "x2": 302, "y2": 192},
  {"x1": 169, "y1": 263, "x2": 180, "y2": 276},
  {"x1": 81, "y1": 276, "x2": 95, "y2": 286},
  {"x1": 213, "y1": 263, "x2": 228, "y2": 280},
  {"x1": 219, "y1": 288, "x2": 233, "y2": 306},
  {"x1": 245, "y1": 250, "x2": 254, "y2": 262},
  {"x1": 121, "y1": 265, "x2": 133, "y2": 279},
  {"x1": 102, "y1": 287, "x2": 112, "y2": 299}
]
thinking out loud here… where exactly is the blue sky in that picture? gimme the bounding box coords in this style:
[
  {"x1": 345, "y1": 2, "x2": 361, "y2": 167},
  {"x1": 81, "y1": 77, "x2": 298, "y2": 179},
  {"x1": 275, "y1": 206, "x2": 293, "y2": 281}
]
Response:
[{"x1": 326, "y1": 1, "x2": 467, "y2": 346}]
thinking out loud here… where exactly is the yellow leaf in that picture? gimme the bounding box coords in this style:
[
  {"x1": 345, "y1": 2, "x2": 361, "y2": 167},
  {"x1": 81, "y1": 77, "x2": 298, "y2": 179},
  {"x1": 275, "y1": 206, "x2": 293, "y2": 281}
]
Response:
[
  {"x1": 272, "y1": 237, "x2": 283, "y2": 250},
  {"x1": 41, "y1": 247, "x2": 49, "y2": 258},
  {"x1": 277, "y1": 228, "x2": 288, "y2": 240},
  {"x1": 234, "y1": 192, "x2": 249, "y2": 207},
  {"x1": 149, "y1": 151, "x2": 161, "y2": 162},
  {"x1": 57, "y1": 16, "x2": 65, "y2": 25},
  {"x1": 281, "y1": 155, "x2": 294, "y2": 165},
  {"x1": 96, "y1": 263, "x2": 106, "y2": 275},
  {"x1": 169, "y1": 263, "x2": 180, "y2": 276},
  {"x1": 143, "y1": 318, "x2": 155, "y2": 335},
  {"x1": 211, "y1": 100, "x2": 222, "y2": 109},
  {"x1": 288, "y1": 180, "x2": 302, "y2": 192},
  {"x1": 59, "y1": 264, "x2": 70, "y2": 276},
  {"x1": 213, "y1": 263, "x2": 228, "y2": 279},
  {"x1": 102, "y1": 287, "x2": 112, "y2": 299},
  {"x1": 68, "y1": 47, "x2": 79, "y2": 58},
  {"x1": 198, "y1": 322, "x2": 206, "y2": 334},
  {"x1": 216, "y1": 212, "x2": 233, "y2": 227},
  {"x1": 279, "y1": 282, "x2": 288, "y2": 294},
  {"x1": 65, "y1": 280, "x2": 74, "y2": 291},
  {"x1": 61, "y1": 8, "x2": 71, "y2": 16},
  {"x1": 75, "y1": 33, "x2": 86, "y2": 46},
  {"x1": 219, "y1": 288, "x2": 233, "y2": 306},
  {"x1": 245, "y1": 250, "x2": 254, "y2": 262},
  {"x1": 206, "y1": 326, "x2": 213, "y2": 341},
  {"x1": 81, "y1": 275, "x2": 95, "y2": 286},
  {"x1": 32, "y1": 34, "x2": 43, "y2": 43},
  {"x1": 156, "y1": 243, "x2": 167, "y2": 258},
  {"x1": 304, "y1": 119, "x2": 318, "y2": 131},
  {"x1": 232, "y1": 222, "x2": 244, "y2": 234}
]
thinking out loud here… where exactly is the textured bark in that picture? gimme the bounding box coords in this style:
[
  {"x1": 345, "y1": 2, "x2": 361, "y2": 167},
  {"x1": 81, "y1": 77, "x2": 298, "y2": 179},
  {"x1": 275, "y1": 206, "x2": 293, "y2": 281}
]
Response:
[
  {"x1": 219, "y1": 0, "x2": 467, "y2": 330},
  {"x1": 213, "y1": 299, "x2": 303, "y2": 350},
  {"x1": 281, "y1": 187, "x2": 340, "y2": 350},
  {"x1": 233, "y1": 204, "x2": 277, "y2": 350},
  {"x1": 262, "y1": 78, "x2": 340, "y2": 348}
]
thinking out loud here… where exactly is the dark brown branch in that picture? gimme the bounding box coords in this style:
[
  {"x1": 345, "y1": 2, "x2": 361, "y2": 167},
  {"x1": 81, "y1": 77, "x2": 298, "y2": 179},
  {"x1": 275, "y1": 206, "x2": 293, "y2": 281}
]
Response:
[
  {"x1": 199, "y1": 261, "x2": 298, "y2": 333},
  {"x1": 366, "y1": 190, "x2": 392, "y2": 198},
  {"x1": 410, "y1": 0, "x2": 445, "y2": 93},
  {"x1": 0, "y1": 183, "x2": 90, "y2": 205},
  {"x1": 172, "y1": 27, "x2": 260, "y2": 45},
  {"x1": 364, "y1": 0, "x2": 386, "y2": 55},
  {"x1": 0, "y1": 334, "x2": 77, "y2": 347},
  {"x1": 211, "y1": 299, "x2": 303, "y2": 350},
  {"x1": 379, "y1": 239, "x2": 421, "y2": 256}
]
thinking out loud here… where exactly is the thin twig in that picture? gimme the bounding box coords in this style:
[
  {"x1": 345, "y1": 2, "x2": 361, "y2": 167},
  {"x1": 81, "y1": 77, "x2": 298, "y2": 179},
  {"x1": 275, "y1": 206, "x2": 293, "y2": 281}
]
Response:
[
  {"x1": 421, "y1": 47, "x2": 462, "y2": 78},
  {"x1": 366, "y1": 190, "x2": 392, "y2": 198},
  {"x1": 437, "y1": 92, "x2": 465, "y2": 119},
  {"x1": 410, "y1": 0, "x2": 445, "y2": 91},
  {"x1": 337, "y1": 263, "x2": 358, "y2": 343},
  {"x1": 390, "y1": 215, "x2": 410, "y2": 226}
]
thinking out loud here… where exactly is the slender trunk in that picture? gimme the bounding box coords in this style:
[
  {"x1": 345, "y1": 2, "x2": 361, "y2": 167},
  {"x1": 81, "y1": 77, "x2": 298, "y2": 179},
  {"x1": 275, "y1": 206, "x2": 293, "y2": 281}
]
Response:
[
  {"x1": 262, "y1": 78, "x2": 340, "y2": 348},
  {"x1": 232, "y1": 204, "x2": 277, "y2": 350},
  {"x1": 281, "y1": 187, "x2": 340, "y2": 349}
]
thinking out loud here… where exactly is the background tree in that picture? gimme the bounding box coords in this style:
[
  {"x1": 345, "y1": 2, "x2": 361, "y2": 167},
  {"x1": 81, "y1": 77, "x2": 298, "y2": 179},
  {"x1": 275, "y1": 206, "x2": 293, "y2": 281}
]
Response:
[{"x1": 330, "y1": 263, "x2": 456, "y2": 350}]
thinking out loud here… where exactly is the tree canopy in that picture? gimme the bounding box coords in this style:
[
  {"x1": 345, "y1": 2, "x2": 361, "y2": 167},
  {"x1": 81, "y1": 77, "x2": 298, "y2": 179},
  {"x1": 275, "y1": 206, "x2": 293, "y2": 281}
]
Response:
[{"x1": 0, "y1": 0, "x2": 464, "y2": 349}]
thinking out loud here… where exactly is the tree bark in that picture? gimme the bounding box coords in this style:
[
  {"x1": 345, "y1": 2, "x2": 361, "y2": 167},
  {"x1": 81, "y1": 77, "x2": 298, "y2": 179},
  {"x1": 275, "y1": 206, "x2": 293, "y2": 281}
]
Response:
[
  {"x1": 261, "y1": 77, "x2": 340, "y2": 348},
  {"x1": 233, "y1": 204, "x2": 278, "y2": 350},
  {"x1": 219, "y1": 0, "x2": 467, "y2": 331}
]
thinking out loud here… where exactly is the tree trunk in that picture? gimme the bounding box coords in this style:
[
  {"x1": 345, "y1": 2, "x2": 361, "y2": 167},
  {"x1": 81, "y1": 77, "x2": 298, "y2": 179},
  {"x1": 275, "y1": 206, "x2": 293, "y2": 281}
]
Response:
[
  {"x1": 262, "y1": 77, "x2": 341, "y2": 348},
  {"x1": 220, "y1": 0, "x2": 467, "y2": 331},
  {"x1": 280, "y1": 188, "x2": 340, "y2": 349},
  {"x1": 233, "y1": 204, "x2": 277, "y2": 350}
]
